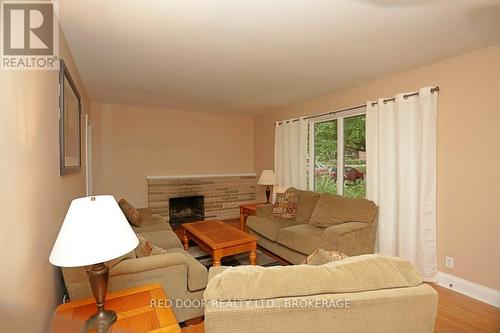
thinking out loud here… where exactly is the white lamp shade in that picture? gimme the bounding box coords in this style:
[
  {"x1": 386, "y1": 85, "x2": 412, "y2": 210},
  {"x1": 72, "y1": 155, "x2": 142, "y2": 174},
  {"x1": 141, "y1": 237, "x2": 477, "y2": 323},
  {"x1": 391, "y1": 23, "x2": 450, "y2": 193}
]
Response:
[
  {"x1": 258, "y1": 170, "x2": 277, "y2": 185},
  {"x1": 49, "y1": 195, "x2": 139, "y2": 268}
]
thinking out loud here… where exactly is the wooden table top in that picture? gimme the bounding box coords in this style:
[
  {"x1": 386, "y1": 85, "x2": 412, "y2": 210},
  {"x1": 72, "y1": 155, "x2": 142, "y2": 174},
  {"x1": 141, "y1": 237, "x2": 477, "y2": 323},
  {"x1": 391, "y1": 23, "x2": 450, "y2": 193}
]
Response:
[
  {"x1": 182, "y1": 220, "x2": 257, "y2": 249},
  {"x1": 53, "y1": 284, "x2": 181, "y2": 333}
]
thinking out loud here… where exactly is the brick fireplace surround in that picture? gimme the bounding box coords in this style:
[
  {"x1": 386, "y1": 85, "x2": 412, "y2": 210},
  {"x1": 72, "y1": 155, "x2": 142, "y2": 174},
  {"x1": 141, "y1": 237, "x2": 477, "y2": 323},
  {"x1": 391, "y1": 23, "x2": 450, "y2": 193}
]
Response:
[{"x1": 147, "y1": 174, "x2": 257, "y2": 222}]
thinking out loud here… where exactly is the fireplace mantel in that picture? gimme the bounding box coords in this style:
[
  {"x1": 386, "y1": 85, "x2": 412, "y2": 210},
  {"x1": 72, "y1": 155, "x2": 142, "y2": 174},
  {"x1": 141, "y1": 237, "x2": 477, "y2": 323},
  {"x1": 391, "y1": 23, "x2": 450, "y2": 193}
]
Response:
[{"x1": 147, "y1": 173, "x2": 256, "y2": 180}]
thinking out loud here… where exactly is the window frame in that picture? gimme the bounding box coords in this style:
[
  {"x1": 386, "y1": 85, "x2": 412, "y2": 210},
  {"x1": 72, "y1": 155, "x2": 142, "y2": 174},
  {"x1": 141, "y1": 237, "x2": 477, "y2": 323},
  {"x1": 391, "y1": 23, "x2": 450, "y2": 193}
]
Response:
[{"x1": 308, "y1": 107, "x2": 367, "y2": 195}]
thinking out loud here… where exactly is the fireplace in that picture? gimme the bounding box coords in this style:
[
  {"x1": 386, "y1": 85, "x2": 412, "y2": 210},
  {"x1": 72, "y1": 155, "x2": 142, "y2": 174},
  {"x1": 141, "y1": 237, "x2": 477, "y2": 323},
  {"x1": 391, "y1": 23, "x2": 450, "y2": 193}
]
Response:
[{"x1": 169, "y1": 195, "x2": 205, "y2": 227}]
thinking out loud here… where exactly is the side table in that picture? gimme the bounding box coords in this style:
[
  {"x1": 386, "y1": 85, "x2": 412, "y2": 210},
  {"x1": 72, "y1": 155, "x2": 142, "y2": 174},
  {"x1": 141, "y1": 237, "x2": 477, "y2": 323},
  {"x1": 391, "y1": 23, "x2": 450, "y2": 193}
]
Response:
[
  {"x1": 239, "y1": 203, "x2": 266, "y2": 230},
  {"x1": 52, "y1": 284, "x2": 181, "y2": 333}
]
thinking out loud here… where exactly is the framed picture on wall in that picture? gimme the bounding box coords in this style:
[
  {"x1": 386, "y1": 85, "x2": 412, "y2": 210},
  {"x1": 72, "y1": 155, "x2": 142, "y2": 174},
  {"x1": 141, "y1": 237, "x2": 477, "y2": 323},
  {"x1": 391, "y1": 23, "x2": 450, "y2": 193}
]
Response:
[{"x1": 59, "y1": 59, "x2": 82, "y2": 175}]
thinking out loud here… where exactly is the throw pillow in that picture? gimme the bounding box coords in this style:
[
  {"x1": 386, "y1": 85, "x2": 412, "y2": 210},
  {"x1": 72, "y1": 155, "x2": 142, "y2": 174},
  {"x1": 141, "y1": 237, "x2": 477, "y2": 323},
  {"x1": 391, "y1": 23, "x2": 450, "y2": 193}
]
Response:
[
  {"x1": 271, "y1": 192, "x2": 298, "y2": 219},
  {"x1": 134, "y1": 234, "x2": 153, "y2": 257},
  {"x1": 118, "y1": 198, "x2": 143, "y2": 227},
  {"x1": 301, "y1": 248, "x2": 348, "y2": 265},
  {"x1": 150, "y1": 246, "x2": 168, "y2": 256}
]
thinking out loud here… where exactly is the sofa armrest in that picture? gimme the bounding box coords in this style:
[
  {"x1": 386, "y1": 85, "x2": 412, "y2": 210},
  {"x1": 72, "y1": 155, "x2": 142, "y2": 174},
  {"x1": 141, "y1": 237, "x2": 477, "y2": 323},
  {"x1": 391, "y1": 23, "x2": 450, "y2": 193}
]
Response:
[
  {"x1": 110, "y1": 253, "x2": 186, "y2": 276},
  {"x1": 256, "y1": 204, "x2": 274, "y2": 217},
  {"x1": 107, "y1": 253, "x2": 199, "y2": 322},
  {"x1": 138, "y1": 230, "x2": 183, "y2": 250},
  {"x1": 322, "y1": 222, "x2": 375, "y2": 256}
]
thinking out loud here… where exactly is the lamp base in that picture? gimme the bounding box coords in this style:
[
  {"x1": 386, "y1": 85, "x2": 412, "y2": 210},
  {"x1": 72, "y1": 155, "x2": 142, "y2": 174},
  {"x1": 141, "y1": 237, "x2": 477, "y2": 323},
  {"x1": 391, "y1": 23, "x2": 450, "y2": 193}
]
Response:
[
  {"x1": 83, "y1": 263, "x2": 116, "y2": 333},
  {"x1": 84, "y1": 309, "x2": 117, "y2": 333},
  {"x1": 265, "y1": 186, "x2": 271, "y2": 204}
]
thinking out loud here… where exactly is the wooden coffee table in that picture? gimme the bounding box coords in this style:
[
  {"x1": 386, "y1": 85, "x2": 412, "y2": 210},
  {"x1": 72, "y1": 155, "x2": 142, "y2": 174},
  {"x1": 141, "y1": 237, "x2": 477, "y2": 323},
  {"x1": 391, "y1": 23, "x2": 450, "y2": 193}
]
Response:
[{"x1": 182, "y1": 220, "x2": 257, "y2": 266}]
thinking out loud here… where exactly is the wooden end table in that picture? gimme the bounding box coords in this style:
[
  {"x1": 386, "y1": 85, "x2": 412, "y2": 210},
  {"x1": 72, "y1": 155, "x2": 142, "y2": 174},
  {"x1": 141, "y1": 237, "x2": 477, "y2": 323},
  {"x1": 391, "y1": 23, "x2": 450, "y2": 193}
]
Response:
[
  {"x1": 52, "y1": 284, "x2": 181, "y2": 333},
  {"x1": 182, "y1": 220, "x2": 257, "y2": 266},
  {"x1": 239, "y1": 202, "x2": 265, "y2": 230}
]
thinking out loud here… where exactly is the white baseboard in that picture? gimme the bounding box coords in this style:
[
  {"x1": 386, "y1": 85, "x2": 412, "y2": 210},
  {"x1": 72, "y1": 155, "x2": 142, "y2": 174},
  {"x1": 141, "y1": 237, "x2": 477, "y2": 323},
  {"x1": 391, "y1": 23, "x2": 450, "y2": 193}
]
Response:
[{"x1": 438, "y1": 271, "x2": 500, "y2": 308}]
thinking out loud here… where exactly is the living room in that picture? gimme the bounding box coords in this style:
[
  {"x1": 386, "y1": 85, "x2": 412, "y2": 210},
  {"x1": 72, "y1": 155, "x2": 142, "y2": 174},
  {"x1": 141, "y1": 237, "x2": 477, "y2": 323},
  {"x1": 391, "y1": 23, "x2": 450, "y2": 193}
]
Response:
[{"x1": 1, "y1": 1, "x2": 499, "y2": 332}]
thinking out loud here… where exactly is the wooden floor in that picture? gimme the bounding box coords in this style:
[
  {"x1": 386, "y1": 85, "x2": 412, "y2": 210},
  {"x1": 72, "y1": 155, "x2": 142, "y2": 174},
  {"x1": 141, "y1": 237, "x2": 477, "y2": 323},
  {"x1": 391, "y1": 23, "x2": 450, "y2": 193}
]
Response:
[
  {"x1": 431, "y1": 284, "x2": 500, "y2": 333},
  {"x1": 178, "y1": 220, "x2": 500, "y2": 332}
]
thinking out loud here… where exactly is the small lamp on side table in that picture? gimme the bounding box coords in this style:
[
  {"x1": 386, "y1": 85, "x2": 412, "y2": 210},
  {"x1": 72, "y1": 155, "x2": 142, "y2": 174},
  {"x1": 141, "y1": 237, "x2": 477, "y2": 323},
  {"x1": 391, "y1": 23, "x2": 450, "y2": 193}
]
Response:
[
  {"x1": 49, "y1": 195, "x2": 139, "y2": 333},
  {"x1": 258, "y1": 170, "x2": 277, "y2": 204}
]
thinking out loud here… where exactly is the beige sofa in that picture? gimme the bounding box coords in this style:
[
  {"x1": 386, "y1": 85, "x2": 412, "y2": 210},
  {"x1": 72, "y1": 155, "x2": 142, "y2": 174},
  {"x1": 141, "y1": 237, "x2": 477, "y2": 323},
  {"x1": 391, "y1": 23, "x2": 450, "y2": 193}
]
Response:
[
  {"x1": 247, "y1": 187, "x2": 378, "y2": 264},
  {"x1": 204, "y1": 255, "x2": 438, "y2": 333},
  {"x1": 62, "y1": 208, "x2": 208, "y2": 323}
]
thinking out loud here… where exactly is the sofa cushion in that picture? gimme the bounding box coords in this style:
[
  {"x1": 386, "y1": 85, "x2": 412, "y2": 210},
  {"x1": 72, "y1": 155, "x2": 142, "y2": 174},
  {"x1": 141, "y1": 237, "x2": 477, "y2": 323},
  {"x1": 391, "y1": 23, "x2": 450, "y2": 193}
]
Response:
[
  {"x1": 204, "y1": 254, "x2": 423, "y2": 301},
  {"x1": 285, "y1": 188, "x2": 320, "y2": 223},
  {"x1": 271, "y1": 192, "x2": 298, "y2": 219},
  {"x1": 166, "y1": 248, "x2": 208, "y2": 292},
  {"x1": 309, "y1": 193, "x2": 378, "y2": 227},
  {"x1": 246, "y1": 216, "x2": 297, "y2": 241},
  {"x1": 276, "y1": 224, "x2": 330, "y2": 255},
  {"x1": 138, "y1": 230, "x2": 183, "y2": 250},
  {"x1": 132, "y1": 216, "x2": 172, "y2": 233},
  {"x1": 118, "y1": 199, "x2": 143, "y2": 227}
]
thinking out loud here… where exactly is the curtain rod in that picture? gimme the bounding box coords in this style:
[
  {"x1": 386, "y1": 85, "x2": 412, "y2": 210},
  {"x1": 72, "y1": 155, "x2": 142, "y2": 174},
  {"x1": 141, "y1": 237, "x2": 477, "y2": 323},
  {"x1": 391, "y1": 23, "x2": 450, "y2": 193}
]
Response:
[
  {"x1": 275, "y1": 86, "x2": 439, "y2": 126},
  {"x1": 276, "y1": 104, "x2": 366, "y2": 125},
  {"x1": 370, "y1": 86, "x2": 439, "y2": 106}
]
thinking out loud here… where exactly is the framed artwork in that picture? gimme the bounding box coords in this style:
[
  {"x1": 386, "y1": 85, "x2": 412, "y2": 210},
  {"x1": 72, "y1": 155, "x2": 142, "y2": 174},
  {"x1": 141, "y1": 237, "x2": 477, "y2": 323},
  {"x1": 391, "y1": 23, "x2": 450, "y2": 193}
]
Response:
[{"x1": 59, "y1": 59, "x2": 82, "y2": 175}]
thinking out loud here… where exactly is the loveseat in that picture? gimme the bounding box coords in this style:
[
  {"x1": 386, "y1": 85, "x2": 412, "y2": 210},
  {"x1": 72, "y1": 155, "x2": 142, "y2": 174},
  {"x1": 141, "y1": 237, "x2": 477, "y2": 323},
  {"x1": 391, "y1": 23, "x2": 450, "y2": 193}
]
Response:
[
  {"x1": 62, "y1": 207, "x2": 208, "y2": 322},
  {"x1": 203, "y1": 254, "x2": 438, "y2": 333},
  {"x1": 246, "y1": 187, "x2": 378, "y2": 263}
]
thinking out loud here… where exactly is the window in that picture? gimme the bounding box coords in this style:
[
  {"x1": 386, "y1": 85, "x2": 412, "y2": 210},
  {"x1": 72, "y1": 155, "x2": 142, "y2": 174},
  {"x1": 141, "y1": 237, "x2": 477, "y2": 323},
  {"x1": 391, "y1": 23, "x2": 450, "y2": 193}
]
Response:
[{"x1": 309, "y1": 110, "x2": 366, "y2": 198}]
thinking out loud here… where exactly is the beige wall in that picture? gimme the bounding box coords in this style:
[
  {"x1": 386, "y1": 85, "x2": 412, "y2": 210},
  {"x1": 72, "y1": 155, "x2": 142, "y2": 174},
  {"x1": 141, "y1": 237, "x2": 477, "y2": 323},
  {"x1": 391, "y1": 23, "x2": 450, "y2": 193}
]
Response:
[
  {"x1": 254, "y1": 44, "x2": 500, "y2": 290},
  {"x1": 0, "y1": 33, "x2": 89, "y2": 332},
  {"x1": 91, "y1": 103, "x2": 254, "y2": 208}
]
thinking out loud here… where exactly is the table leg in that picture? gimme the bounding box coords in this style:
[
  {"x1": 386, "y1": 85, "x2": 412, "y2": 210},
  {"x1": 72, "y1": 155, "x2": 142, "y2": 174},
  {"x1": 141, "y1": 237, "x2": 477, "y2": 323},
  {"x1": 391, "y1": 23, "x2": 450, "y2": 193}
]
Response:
[
  {"x1": 239, "y1": 208, "x2": 245, "y2": 230},
  {"x1": 212, "y1": 249, "x2": 223, "y2": 267},
  {"x1": 249, "y1": 249, "x2": 257, "y2": 265},
  {"x1": 182, "y1": 230, "x2": 189, "y2": 250}
]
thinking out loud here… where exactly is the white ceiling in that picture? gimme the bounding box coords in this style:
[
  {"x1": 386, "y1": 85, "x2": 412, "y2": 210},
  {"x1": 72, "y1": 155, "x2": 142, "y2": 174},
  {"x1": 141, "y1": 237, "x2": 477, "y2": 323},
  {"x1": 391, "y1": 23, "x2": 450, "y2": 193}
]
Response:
[{"x1": 59, "y1": 0, "x2": 500, "y2": 115}]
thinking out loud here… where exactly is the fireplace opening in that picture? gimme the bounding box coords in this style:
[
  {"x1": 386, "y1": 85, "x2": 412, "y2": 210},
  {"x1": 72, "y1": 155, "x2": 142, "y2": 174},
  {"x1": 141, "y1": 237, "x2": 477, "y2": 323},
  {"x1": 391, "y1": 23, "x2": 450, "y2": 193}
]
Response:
[{"x1": 169, "y1": 195, "x2": 205, "y2": 227}]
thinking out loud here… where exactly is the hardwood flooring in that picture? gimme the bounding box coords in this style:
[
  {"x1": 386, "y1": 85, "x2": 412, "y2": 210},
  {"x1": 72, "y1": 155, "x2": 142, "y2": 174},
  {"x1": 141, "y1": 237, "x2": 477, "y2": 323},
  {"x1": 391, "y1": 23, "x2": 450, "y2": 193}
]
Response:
[{"x1": 431, "y1": 284, "x2": 500, "y2": 333}]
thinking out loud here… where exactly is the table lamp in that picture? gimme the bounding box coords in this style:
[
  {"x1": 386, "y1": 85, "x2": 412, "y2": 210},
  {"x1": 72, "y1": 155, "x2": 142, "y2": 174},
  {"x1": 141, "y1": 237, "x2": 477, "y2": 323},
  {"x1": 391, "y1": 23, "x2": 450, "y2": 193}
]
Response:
[
  {"x1": 258, "y1": 170, "x2": 277, "y2": 204},
  {"x1": 49, "y1": 195, "x2": 139, "y2": 333}
]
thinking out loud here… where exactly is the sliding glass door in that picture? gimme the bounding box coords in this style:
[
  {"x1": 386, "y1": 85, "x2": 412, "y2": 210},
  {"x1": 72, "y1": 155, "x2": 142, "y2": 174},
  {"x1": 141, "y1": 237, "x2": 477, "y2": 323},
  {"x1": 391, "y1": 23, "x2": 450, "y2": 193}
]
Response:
[
  {"x1": 342, "y1": 114, "x2": 366, "y2": 198},
  {"x1": 308, "y1": 110, "x2": 366, "y2": 198},
  {"x1": 312, "y1": 119, "x2": 338, "y2": 194}
]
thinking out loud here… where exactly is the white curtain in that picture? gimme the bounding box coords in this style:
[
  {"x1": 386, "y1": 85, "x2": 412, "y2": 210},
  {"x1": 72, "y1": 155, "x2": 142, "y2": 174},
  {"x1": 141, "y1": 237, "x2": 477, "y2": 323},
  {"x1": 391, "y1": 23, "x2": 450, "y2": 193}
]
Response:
[
  {"x1": 366, "y1": 87, "x2": 438, "y2": 281},
  {"x1": 274, "y1": 118, "x2": 308, "y2": 190}
]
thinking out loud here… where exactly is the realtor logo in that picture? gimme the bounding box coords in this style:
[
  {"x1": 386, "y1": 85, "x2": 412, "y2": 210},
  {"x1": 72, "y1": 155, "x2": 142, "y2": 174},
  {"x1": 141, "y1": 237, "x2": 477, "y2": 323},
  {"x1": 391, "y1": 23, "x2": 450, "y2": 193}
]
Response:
[{"x1": 1, "y1": 1, "x2": 59, "y2": 70}]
